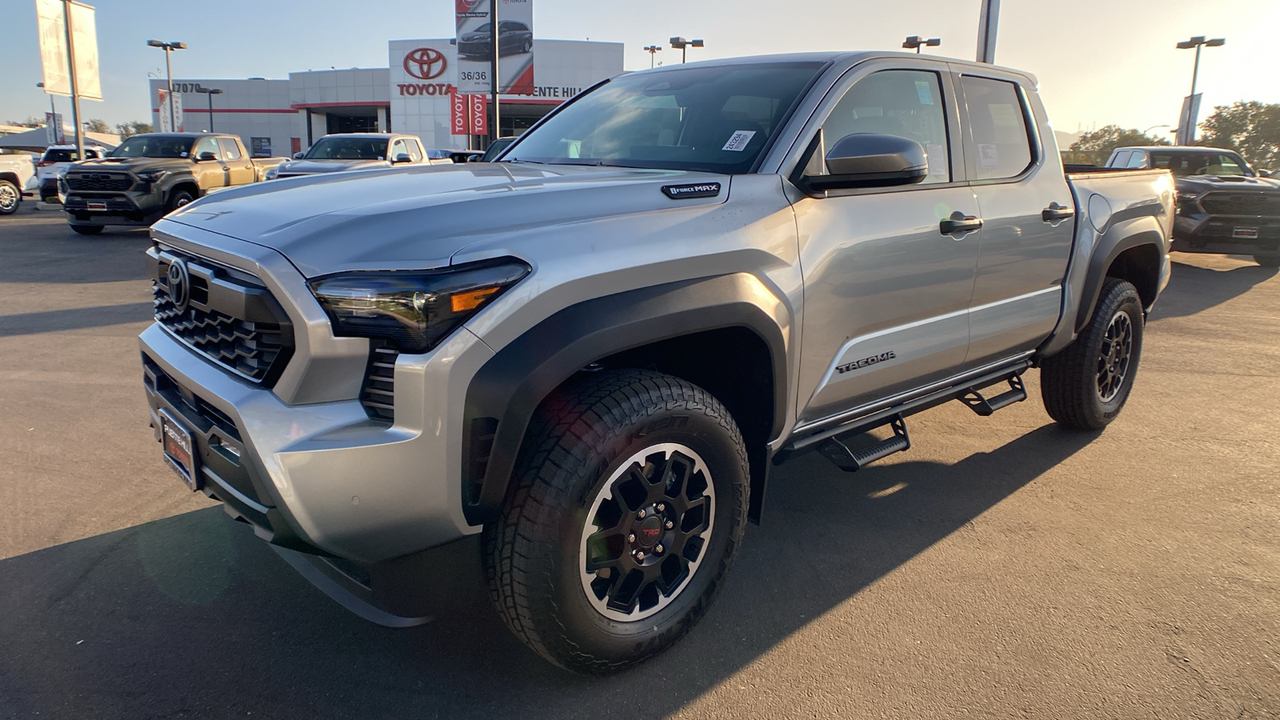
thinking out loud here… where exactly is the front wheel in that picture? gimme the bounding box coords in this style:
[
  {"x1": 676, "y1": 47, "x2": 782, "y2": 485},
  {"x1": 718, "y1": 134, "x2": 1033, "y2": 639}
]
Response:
[
  {"x1": 166, "y1": 189, "x2": 195, "y2": 215},
  {"x1": 1254, "y1": 255, "x2": 1280, "y2": 268},
  {"x1": 483, "y1": 370, "x2": 749, "y2": 674},
  {"x1": 1040, "y1": 278, "x2": 1144, "y2": 430},
  {"x1": 0, "y1": 180, "x2": 19, "y2": 215}
]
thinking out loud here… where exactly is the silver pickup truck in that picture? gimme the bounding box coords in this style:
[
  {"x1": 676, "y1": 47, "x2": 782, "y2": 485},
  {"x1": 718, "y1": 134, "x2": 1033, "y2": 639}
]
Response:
[{"x1": 139, "y1": 52, "x2": 1174, "y2": 674}]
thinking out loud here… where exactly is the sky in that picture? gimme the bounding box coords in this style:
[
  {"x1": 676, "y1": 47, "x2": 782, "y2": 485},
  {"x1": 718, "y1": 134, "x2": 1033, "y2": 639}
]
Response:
[{"x1": 2, "y1": 0, "x2": 1277, "y2": 141}]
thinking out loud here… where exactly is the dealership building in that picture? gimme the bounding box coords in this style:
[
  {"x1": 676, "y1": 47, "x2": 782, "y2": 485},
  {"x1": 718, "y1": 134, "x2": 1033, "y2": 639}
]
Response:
[{"x1": 149, "y1": 38, "x2": 623, "y2": 157}]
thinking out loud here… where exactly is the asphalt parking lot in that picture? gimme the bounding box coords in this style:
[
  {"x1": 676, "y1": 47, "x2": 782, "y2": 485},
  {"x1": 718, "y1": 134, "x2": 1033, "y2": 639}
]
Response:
[{"x1": 0, "y1": 202, "x2": 1277, "y2": 719}]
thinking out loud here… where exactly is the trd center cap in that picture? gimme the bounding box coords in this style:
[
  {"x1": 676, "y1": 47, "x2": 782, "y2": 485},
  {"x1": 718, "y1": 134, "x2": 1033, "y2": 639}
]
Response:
[{"x1": 636, "y1": 516, "x2": 663, "y2": 548}]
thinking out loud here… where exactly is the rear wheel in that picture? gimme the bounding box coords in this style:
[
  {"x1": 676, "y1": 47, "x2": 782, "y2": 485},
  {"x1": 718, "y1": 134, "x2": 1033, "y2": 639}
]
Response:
[
  {"x1": 0, "y1": 180, "x2": 19, "y2": 215},
  {"x1": 483, "y1": 369, "x2": 749, "y2": 674},
  {"x1": 1254, "y1": 255, "x2": 1280, "y2": 268},
  {"x1": 70, "y1": 224, "x2": 104, "y2": 235},
  {"x1": 1040, "y1": 278, "x2": 1144, "y2": 430}
]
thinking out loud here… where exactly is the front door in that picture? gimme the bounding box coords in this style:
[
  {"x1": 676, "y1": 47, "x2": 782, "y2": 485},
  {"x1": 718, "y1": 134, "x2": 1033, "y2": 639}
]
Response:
[
  {"x1": 190, "y1": 136, "x2": 228, "y2": 192},
  {"x1": 793, "y1": 62, "x2": 981, "y2": 424}
]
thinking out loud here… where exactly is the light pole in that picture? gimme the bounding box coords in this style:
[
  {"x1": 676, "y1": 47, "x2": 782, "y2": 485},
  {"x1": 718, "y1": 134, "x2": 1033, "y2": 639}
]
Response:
[
  {"x1": 902, "y1": 36, "x2": 941, "y2": 53},
  {"x1": 147, "y1": 40, "x2": 187, "y2": 132},
  {"x1": 669, "y1": 37, "x2": 704, "y2": 64},
  {"x1": 643, "y1": 45, "x2": 662, "y2": 68},
  {"x1": 1176, "y1": 36, "x2": 1224, "y2": 144},
  {"x1": 35, "y1": 82, "x2": 57, "y2": 135},
  {"x1": 198, "y1": 88, "x2": 223, "y2": 132}
]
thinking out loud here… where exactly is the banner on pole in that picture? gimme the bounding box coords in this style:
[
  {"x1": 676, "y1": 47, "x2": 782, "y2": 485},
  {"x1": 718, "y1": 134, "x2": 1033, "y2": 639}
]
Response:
[
  {"x1": 469, "y1": 93, "x2": 488, "y2": 136},
  {"x1": 1175, "y1": 93, "x2": 1202, "y2": 146},
  {"x1": 455, "y1": 0, "x2": 534, "y2": 95},
  {"x1": 68, "y1": 2, "x2": 102, "y2": 101},
  {"x1": 35, "y1": 0, "x2": 70, "y2": 96},
  {"x1": 450, "y1": 89, "x2": 468, "y2": 135},
  {"x1": 45, "y1": 112, "x2": 66, "y2": 145},
  {"x1": 157, "y1": 89, "x2": 184, "y2": 133}
]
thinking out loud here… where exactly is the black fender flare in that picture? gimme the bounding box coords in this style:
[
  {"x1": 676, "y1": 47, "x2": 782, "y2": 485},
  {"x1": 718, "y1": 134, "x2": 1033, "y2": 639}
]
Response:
[
  {"x1": 1074, "y1": 216, "x2": 1165, "y2": 335},
  {"x1": 461, "y1": 273, "x2": 791, "y2": 525}
]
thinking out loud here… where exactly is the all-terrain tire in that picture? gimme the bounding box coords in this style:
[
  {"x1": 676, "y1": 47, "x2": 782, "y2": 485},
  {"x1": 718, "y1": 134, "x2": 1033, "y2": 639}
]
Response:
[
  {"x1": 70, "y1": 224, "x2": 104, "y2": 235},
  {"x1": 1254, "y1": 255, "x2": 1280, "y2": 268},
  {"x1": 166, "y1": 189, "x2": 195, "y2": 215},
  {"x1": 1040, "y1": 278, "x2": 1144, "y2": 430},
  {"x1": 482, "y1": 369, "x2": 749, "y2": 674}
]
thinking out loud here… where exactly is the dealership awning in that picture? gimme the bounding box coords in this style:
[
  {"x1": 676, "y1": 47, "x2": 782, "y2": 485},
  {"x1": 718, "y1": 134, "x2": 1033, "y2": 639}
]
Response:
[{"x1": 0, "y1": 126, "x2": 120, "y2": 153}]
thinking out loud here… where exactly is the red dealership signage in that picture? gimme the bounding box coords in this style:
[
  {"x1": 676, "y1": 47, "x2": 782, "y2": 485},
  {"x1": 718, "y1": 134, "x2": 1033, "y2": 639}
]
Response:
[{"x1": 450, "y1": 89, "x2": 489, "y2": 135}]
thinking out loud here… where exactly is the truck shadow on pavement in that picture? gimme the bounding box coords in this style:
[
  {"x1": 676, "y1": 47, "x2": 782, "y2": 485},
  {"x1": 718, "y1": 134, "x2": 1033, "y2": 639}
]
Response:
[
  {"x1": 0, "y1": 424, "x2": 1096, "y2": 719},
  {"x1": 1151, "y1": 259, "x2": 1277, "y2": 321}
]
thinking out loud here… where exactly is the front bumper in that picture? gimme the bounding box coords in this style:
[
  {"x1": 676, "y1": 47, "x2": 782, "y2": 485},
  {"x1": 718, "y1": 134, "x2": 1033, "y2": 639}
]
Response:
[
  {"x1": 64, "y1": 191, "x2": 160, "y2": 226},
  {"x1": 139, "y1": 221, "x2": 497, "y2": 564},
  {"x1": 1173, "y1": 212, "x2": 1280, "y2": 256}
]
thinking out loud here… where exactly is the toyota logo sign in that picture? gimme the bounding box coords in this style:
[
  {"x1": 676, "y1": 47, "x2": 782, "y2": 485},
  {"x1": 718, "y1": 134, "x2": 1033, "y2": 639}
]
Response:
[{"x1": 404, "y1": 48, "x2": 448, "y2": 80}]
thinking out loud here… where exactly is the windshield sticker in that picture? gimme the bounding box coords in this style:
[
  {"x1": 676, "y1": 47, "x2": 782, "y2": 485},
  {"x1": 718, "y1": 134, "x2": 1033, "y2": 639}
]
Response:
[
  {"x1": 979, "y1": 143, "x2": 999, "y2": 169},
  {"x1": 915, "y1": 81, "x2": 934, "y2": 106},
  {"x1": 722, "y1": 130, "x2": 757, "y2": 152}
]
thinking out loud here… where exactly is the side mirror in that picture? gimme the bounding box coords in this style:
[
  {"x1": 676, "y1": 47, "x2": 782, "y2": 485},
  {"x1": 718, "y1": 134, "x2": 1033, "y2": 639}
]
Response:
[
  {"x1": 805, "y1": 133, "x2": 928, "y2": 191},
  {"x1": 197, "y1": 151, "x2": 218, "y2": 162},
  {"x1": 392, "y1": 153, "x2": 412, "y2": 164},
  {"x1": 293, "y1": 151, "x2": 306, "y2": 159}
]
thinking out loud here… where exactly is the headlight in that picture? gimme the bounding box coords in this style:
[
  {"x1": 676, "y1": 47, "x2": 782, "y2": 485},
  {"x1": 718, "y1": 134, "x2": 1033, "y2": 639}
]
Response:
[
  {"x1": 137, "y1": 169, "x2": 167, "y2": 183},
  {"x1": 307, "y1": 259, "x2": 530, "y2": 352},
  {"x1": 265, "y1": 166, "x2": 279, "y2": 180}
]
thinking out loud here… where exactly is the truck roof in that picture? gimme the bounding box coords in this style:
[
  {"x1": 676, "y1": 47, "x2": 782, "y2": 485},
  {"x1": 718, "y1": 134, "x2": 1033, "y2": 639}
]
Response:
[
  {"x1": 638, "y1": 51, "x2": 1038, "y2": 85},
  {"x1": 1118, "y1": 146, "x2": 1238, "y2": 154}
]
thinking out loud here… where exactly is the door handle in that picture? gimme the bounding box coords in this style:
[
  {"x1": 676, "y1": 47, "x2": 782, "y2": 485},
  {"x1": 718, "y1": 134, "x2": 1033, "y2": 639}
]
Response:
[
  {"x1": 940, "y1": 211, "x2": 983, "y2": 236},
  {"x1": 1042, "y1": 202, "x2": 1075, "y2": 223}
]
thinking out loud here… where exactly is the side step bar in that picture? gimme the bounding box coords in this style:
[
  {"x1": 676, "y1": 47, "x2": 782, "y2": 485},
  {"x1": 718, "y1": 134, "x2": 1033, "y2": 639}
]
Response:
[
  {"x1": 778, "y1": 361, "x2": 1031, "y2": 470},
  {"x1": 817, "y1": 415, "x2": 910, "y2": 472}
]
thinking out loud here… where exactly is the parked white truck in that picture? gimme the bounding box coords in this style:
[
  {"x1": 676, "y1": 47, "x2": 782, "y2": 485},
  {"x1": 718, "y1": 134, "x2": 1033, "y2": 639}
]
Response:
[{"x1": 139, "y1": 52, "x2": 1175, "y2": 673}]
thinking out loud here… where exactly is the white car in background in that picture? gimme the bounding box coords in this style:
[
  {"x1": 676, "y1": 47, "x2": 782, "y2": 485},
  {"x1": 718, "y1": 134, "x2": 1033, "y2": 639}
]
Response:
[
  {"x1": 0, "y1": 154, "x2": 36, "y2": 214},
  {"x1": 35, "y1": 145, "x2": 103, "y2": 202}
]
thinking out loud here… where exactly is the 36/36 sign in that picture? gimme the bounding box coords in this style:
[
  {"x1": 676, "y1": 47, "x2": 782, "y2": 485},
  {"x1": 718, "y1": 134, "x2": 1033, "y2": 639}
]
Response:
[{"x1": 450, "y1": 90, "x2": 488, "y2": 135}]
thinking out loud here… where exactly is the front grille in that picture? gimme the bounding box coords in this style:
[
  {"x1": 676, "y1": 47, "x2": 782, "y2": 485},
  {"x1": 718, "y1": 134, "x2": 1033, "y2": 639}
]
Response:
[
  {"x1": 1200, "y1": 192, "x2": 1280, "y2": 217},
  {"x1": 66, "y1": 173, "x2": 132, "y2": 191},
  {"x1": 360, "y1": 342, "x2": 398, "y2": 421},
  {"x1": 152, "y1": 247, "x2": 294, "y2": 385}
]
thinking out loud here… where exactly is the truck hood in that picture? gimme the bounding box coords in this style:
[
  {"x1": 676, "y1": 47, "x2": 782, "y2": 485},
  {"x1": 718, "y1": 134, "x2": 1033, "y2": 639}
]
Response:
[
  {"x1": 276, "y1": 159, "x2": 387, "y2": 175},
  {"x1": 69, "y1": 156, "x2": 190, "y2": 173},
  {"x1": 1177, "y1": 174, "x2": 1280, "y2": 193},
  {"x1": 159, "y1": 163, "x2": 731, "y2": 277}
]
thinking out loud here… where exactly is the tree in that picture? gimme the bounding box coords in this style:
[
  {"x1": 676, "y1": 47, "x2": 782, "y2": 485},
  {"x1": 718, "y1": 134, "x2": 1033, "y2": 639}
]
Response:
[
  {"x1": 1068, "y1": 125, "x2": 1170, "y2": 165},
  {"x1": 1199, "y1": 101, "x2": 1280, "y2": 171},
  {"x1": 83, "y1": 118, "x2": 110, "y2": 133},
  {"x1": 115, "y1": 121, "x2": 152, "y2": 138}
]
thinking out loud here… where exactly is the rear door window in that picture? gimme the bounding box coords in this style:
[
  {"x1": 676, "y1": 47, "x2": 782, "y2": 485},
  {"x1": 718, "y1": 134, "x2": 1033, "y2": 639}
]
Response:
[
  {"x1": 217, "y1": 138, "x2": 242, "y2": 161},
  {"x1": 1111, "y1": 150, "x2": 1132, "y2": 168},
  {"x1": 1126, "y1": 152, "x2": 1147, "y2": 169},
  {"x1": 961, "y1": 75, "x2": 1035, "y2": 180}
]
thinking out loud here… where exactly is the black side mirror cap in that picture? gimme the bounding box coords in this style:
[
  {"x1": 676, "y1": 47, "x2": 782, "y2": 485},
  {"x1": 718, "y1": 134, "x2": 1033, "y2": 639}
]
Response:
[
  {"x1": 393, "y1": 153, "x2": 412, "y2": 164},
  {"x1": 293, "y1": 151, "x2": 306, "y2": 159},
  {"x1": 197, "y1": 151, "x2": 218, "y2": 162},
  {"x1": 805, "y1": 133, "x2": 928, "y2": 191}
]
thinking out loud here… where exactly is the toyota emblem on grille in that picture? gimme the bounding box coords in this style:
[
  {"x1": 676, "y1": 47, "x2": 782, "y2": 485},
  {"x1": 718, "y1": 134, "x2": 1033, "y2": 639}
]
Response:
[{"x1": 166, "y1": 259, "x2": 191, "y2": 313}]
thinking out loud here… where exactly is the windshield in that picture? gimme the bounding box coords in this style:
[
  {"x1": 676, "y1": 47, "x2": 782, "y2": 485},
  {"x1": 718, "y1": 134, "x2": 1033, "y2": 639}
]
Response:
[
  {"x1": 305, "y1": 137, "x2": 389, "y2": 160},
  {"x1": 505, "y1": 62, "x2": 824, "y2": 174},
  {"x1": 109, "y1": 135, "x2": 194, "y2": 158},
  {"x1": 1149, "y1": 151, "x2": 1254, "y2": 177}
]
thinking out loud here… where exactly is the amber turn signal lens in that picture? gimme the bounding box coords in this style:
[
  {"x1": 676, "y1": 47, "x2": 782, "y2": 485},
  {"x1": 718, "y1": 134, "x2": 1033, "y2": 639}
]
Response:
[{"x1": 450, "y1": 286, "x2": 501, "y2": 313}]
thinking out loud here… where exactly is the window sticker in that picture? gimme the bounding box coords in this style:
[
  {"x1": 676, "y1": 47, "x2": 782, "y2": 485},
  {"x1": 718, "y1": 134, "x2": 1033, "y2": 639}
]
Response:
[
  {"x1": 915, "y1": 81, "x2": 934, "y2": 106},
  {"x1": 979, "y1": 143, "x2": 999, "y2": 169},
  {"x1": 927, "y1": 143, "x2": 947, "y2": 176},
  {"x1": 722, "y1": 130, "x2": 757, "y2": 152}
]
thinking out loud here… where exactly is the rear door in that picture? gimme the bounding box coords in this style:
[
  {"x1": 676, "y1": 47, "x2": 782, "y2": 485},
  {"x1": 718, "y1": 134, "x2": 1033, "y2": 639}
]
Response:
[
  {"x1": 791, "y1": 58, "x2": 982, "y2": 423},
  {"x1": 954, "y1": 69, "x2": 1075, "y2": 365},
  {"x1": 218, "y1": 138, "x2": 255, "y2": 185}
]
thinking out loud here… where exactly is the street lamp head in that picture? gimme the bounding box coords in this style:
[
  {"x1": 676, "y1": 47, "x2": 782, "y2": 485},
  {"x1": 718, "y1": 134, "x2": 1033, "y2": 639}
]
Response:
[
  {"x1": 36, "y1": 81, "x2": 44, "y2": 88},
  {"x1": 147, "y1": 39, "x2": 164, "y2": 47},
  {"x1": 1206, "y1": 38, "x2": 1225, "y2": 47},
  {"x1": 926, "y1": 38, "x2": 941, "y2": 47},
  {"x1": 670, "y1": 37, "x2": 686, "y2": 48},
  {"x1": 209, "y1": 88, "x2": 223, "y2": 95},
  {"x1": 691, "y1": 39, "x2": 704, "y2": 48},
  {"x1": 170, "y1": 42, "x2": 187, "y2": 50},
  {"x1": 903, "y1": 35, "x2": 921, "y2": 48}
]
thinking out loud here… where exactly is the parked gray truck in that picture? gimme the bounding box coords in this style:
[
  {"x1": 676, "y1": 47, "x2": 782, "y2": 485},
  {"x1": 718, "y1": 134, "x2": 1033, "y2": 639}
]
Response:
[{"x1": 139, "y1": 52, "x2": 1175, "y2": 674}]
